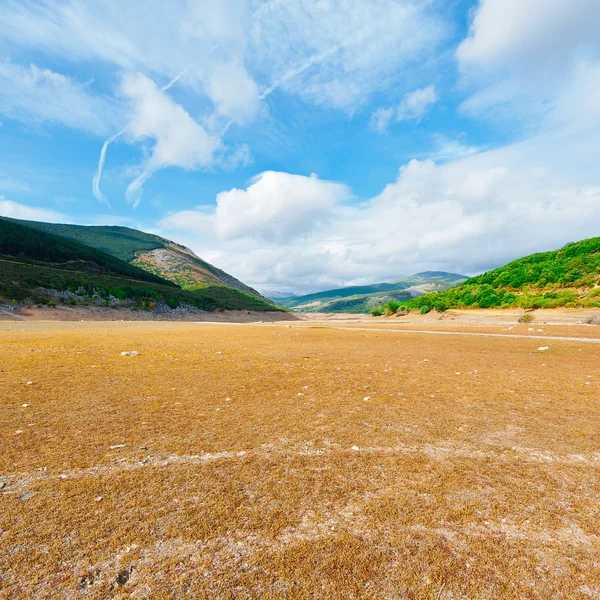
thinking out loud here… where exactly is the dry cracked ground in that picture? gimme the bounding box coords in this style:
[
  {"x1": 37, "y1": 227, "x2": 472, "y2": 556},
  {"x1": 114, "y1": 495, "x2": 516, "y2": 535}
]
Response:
[{"x1": 1, "y1": 321, "x2": 599, "y2": 599}]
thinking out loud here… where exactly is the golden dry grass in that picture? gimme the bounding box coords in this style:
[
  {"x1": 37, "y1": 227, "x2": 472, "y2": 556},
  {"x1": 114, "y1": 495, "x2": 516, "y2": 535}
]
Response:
[{"x1": 1, "y1": 322, "x2": 599, "y2": 599}]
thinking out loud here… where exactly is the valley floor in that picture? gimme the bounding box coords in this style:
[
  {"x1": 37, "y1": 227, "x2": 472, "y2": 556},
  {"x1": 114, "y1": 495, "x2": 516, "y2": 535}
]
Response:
[{"x1": 1, "y1": 317, "x2": 599, "y2": 598}]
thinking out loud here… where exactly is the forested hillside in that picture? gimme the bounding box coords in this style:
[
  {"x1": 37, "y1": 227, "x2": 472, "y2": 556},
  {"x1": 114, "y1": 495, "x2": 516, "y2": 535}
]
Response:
[
  {"x1": 7, "y1": 218, "x2": 264, "y2": 298},
  {"x1": 0, "y1": 218, "x2": 279, "y2": 312},
  {"x1": 377, "y1": 238, "x2": 600, "y2": 313}
]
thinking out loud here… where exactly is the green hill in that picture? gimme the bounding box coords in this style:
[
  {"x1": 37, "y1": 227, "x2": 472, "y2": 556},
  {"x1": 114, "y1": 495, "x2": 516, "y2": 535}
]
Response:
[
  {"x1": 388, "y1": 237, "x2": 600, "y2": 313},
  {"x1": 280, "y1": 272, "x2": 467, "y2": 313},
  {"x1": 5, "y1": 218, "x2": 264, "y2": 299},
  {"x1": 0, "y1": 218, "x2": 279, "y2": 312}
]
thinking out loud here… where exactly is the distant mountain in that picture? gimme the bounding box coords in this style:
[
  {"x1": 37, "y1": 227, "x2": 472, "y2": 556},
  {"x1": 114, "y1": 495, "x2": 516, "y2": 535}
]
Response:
[
  {"x1": 264, "y1": 291, "x2": 298, "y2": 300},
  {"x1": 0, "y1": 218, "x2": 279, "y2": 312},
  {"x1": 279, "y1": 271, "x2": 468, "y2": 313},
  {"x1": 6, "y1": 218, "x2": 264, "y2": 300},
  {"x1": 396, "y1": 237, "x2": 600, "y2": 312}
]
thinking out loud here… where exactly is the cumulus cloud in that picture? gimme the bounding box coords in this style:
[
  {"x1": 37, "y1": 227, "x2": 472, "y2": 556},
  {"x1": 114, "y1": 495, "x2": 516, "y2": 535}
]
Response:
[
  {"x1": 370, "y1": 85, "x2": 437, "y2": 132},
  {"x1": 162, "y1": 171, "x2": 350, "y2": 244},
  {"x1": 0, "y1": 59, "x2": 120, "y2": 135},
  {"x1": 158, "y1": 131, "x2": 600, "y2": 294},
  {"x1": 0, "y1": 197, "x2": 67, "y2": 222}
]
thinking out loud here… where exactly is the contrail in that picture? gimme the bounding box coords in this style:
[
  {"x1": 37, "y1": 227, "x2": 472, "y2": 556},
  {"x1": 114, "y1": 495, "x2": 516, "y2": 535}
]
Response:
[
  {"x1": 92, "y1": 129, "x2": 124, "y2": 208},
  {"x1": 162, "y1": 67, "x2": 188, "y2": 92}
]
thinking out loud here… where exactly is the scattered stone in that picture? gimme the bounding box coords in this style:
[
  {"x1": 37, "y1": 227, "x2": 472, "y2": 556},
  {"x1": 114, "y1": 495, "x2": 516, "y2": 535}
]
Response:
[
  {"x1": 528, "y1": 328, "x2": 534, "y2": 332},
  {"x1": 455, "y1": 372, "x2": 461, "y2": 375},
  {"x1": 351, "y1": 445, "x2": 360, "y2": 451},
  {"x1": 20, "y1": 492, "x2": 33, "y2": 501},
  {"x1": 120, "y1": 351, "x2": 139, "y2": 357},
  {"x1": 22, "y1": 403, "x2": 30, "y2": 408},
  {"x1": 0, "y1": 481, "x2": 6, "y2": 490},
  {"x1": 363, "y1": 396, "x2": 371, "y2": 401},
  {"x1": 95, "y1": 496, "x2": 103, "y2": 502},
  {"x1": 139, "y1": 446, "x2": 148, "y2": 450},
  {"x1": 115, "y1": 566, "x2": 133, "y2": 586},
  {"x1": 109, "y1": 444, "x2": 126, "y2": 449},
  {"x1": 537, "y1": 346, "x2": 550, "y2": 352},
  {"x1": 26, "y1": 381, "x2": 34, "y2": 385}
]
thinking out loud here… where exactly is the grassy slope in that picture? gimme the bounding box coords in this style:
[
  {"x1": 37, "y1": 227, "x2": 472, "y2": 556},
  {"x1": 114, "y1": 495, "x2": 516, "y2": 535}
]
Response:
[
  {"x1": 6, "y1": 218, "x2": 264, "y2": 299},
  {"x1": 404, "y1": 237, "x2": 600, "y2": 311},
  {"x1": 0, "y1": 218, "x2": 279, "y2": 312},
  {"x1": 282, "y1": 272, "x2": 467, "y2": 313}
]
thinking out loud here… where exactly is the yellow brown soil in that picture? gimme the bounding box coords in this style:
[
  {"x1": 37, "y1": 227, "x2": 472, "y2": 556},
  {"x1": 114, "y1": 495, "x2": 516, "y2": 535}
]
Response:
[{"x1": 1, "y1": 322, "x2": 599, "y2": 598}]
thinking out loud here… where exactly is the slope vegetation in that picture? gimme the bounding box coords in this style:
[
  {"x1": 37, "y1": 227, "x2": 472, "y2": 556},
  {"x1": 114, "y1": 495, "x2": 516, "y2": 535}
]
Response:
[
  {"x1": 0, "y1": 218, "x2": 278, "y2": 312},
  {"x1": 401, "y1": 237, "x2": 600, "y2": 312},
  {"x1": 7, "y1": 218, "x2": 263, "y2": 299},
  {"x1": 281, "y1": 272, "x2": 467, "y2": 313}
]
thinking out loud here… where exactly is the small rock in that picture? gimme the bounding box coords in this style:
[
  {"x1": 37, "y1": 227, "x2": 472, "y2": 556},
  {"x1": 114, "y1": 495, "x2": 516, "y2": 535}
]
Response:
[
  {"x1": 351, "y1": 445, "x2": 360, "y2": 451},
  {"x1": 0, "y1": 481, "x2": 6, "y2": 490},
  {"x1": 95, "y1": 496, "x2": 103, "y2": 502},
  {"x1": 26, "y1": 381, "x2": 34, "y2": 385},
  {"x1": 120, "y1": 351, "x2": 139, "y2": 357},
  {"x1": 363, "y1": 396, "x2": 371, "y2": 401},
  {"x1": 537, "y1": 346, "x2": 549, "y2": 352},
  {"x1": 139, "y1": 446, "x2": 148, "y2": 450},
  {"x1": 109, "y1": 444, "x2": 126, "y2": 449},
  {"x1": 22, "y1": 403, "x2": 30, "y2": 408},
  {"x1": 528, "y1": 328, "x2": 534, "y2": 332},
  {"x1": 20, "y1": 492, "x2": 33, "y2": 501},
  {"x1": 455, "y1": 372, "x2": 461, "y2": 375}
]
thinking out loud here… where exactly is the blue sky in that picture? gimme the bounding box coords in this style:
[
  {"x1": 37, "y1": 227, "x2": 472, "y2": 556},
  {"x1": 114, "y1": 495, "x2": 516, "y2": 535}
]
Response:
[{"x1": 1, "y1": 0, "x2": 599, "y2": 294}]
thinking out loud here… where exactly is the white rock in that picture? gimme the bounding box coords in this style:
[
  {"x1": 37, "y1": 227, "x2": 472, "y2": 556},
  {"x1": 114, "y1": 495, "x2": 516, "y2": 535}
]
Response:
[
  {"x1": 26, "y1": 381, "x2": 34, "y2": 385},
  {"x1": 22, "y1": 404, "x2": 30, "y2": 408},
  {"x1": 95, "y1": 496, "x2": 103, "y2": 502},
  {"x1": 363, "y1": 396, "x2": 371, "y2": 401},
  {"x1": 120, "y1": 351, "x2": 139, "y2": 357},
  {"x1": 351, "y1": 445, "x2": 360, "y2": 451},
  {"x1": 537, "y1": 346, "x2": 549, "y2": 352},
  {"x1": 109, "y1": 444, "x2": 126, "y2": 449}
]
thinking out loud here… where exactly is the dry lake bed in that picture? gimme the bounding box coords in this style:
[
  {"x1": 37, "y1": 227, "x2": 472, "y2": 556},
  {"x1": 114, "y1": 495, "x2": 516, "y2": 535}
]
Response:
[{"x1": 1, "y1": 319, "x2": 599, "y2": 598}]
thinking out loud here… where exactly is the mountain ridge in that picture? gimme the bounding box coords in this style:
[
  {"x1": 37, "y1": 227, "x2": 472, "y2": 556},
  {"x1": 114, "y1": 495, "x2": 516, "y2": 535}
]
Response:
[
  {"x1": 279, "y1": 271, "x2": 468, "y2": 313},
  {"x1": 5, "y1": 218, "x2": 264, "y2": 300}
]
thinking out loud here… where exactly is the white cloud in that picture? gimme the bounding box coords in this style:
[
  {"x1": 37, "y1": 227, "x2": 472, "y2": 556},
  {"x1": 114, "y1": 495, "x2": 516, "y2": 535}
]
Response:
[
  {"x1": 207, "y1": 62, "x2": 260, "y2": 125},
  {"x1": 252, "y1": 1, "x2": 447, "y2": 111},
  {"x1": 0, "y1": 59, "x2": 120, "y2": 135},
  {"x1": 162, "y1": 171, "x2": 350, "y2": 244},
  {"x1": 370, "y1": 85, "x2": 437, "y2": 132},
  {"x1": 456, "y1": 0, "x2": 600, "y2": 128},
  {"x1": 0, "y1": 197, "x2": 67, "y2": 222},
  {"x1": 158, "y1": 130, "x2": 600, "y2": 294},
  {"x1": 457, "y1": 0, "x2": 600, "y2": 74},
  {"x1": 0, "y1": 0, "x2": 447, "y2": 114},
  {"x1": 118, "y1": 72, "x2": 222, "y2": 207}
]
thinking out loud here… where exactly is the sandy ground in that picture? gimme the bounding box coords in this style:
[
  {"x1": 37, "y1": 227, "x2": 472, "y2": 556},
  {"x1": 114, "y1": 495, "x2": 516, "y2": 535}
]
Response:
[{"x1": 1, "y1": 318, "x2": 599, "y2": 598}]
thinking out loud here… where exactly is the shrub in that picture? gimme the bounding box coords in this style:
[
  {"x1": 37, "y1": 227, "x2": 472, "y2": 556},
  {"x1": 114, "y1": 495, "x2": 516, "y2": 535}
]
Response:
[
  {"x1": 518, "y1": 313, "x2": 534, "y2": 323},
  {"x1": 148, "y1": 301, "x2": 156, "y2": 310},
  {"x1": 48, "y1": 300, "x2": 57, "y2": 308},
  {"x1": 371, "y1": 307, "x2": 383, "y2": 317},
  {"x1": 419, "y1": 305, "x2": 431, "y2": 315},
  {"x1": 386, "y1": 301, "x2": 401, "y2": 314}
]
